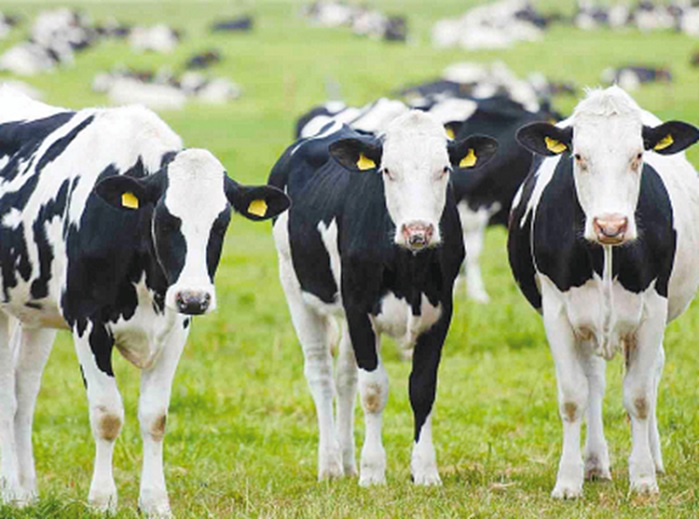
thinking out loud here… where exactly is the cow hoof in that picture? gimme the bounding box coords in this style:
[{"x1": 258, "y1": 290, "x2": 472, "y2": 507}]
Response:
[
  {"x1": 88, "y1": 489, "x2": 117, "y2": 514},
  {"x1": 318, "y1": 453, "x2": 344, "y2": 480},
  {"x1": 139, "y1": 502, "x2": 173, "y2": 519},
  {"x1": 630, "y1": 477, "x2": 659, "y2": 495},
  {"x1": 358, "y1": 471, "x2": 386, "y2": 487},
  {"x1": 343, "y1": 461, "x2": 358, "y2": 477},
  {"x1": 551, "y1": 481, "x2": 583, "y2": 500},
  {"x1": 584, "y1": 456, "x2": 611, "y2": 481},
  {"x1": 412, "y1": 471, "x2": 442, "y2": 486}
]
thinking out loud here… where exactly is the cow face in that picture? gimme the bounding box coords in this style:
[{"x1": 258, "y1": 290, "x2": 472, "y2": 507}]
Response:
[
  {"x1": 330, "y1": 111, "x2": 497, "y2": 252},
  {"x1": 517, "y1": 88, "x2": 699, "y2": 246},
  {"x1": 95, "y1": 149, "x2": 290, "y2": 315}
]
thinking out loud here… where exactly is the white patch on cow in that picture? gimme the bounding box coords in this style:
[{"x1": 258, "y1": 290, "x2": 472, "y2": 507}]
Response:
[
  {"x1": 351, "y1": 98, "x2": 408, "y2": 133},
  {"x1": 291, "y1": 120, "x2": 343, "y2": 156},
  {"x1": 162, "y1": 149, "x2": 228, "y2": 312},
  {"x1": 518, "y1": 152, "x2": 562, "y2": 228},
  {"x1": 1, "y1": 208, "x2": 22, "y2": 229},
  {"x1": 427, "y1": 98, "x2": 478, "y2": 126},
  {"x1": 300, "y1": 107, "x2": 361, "y2": 139},
  {"x1": 372, "y1": 292, "x2": 441, "y2": 348},
  {"x1": 317, "y1": 219, "x2": 341, "y2": 293},
  {"x1": 411, "y1": 413, "x2": 441, "y2": 485},
  {"x1": 380, "y1": 111, "x2": 451, "y2": 247}
]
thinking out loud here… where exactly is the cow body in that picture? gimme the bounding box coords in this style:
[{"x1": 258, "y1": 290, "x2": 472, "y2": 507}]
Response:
[
  {"x1": 270, "y1": 113, "x2": 496, "y2": 485},
  {"x1": 508, "y1": 86, "x2": 699, "y2": 497},
  {"x1": 0, "y1": 89, "x2": 288, "y2": 516}
]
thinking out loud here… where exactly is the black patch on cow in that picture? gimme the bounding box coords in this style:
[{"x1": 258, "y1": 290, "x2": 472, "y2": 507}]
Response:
[
  {"x1": 25, "y1": 301, "x2": 42, "y2": 310},
  {"x1": 206, "y1": 208, "x2": 231, "y2": 280},
  {"x1": 183, "y1": 317, "x2": 190, "y2": 329},
  {"x1": 35, "y1": 115, "x2": 95, "y2": 173},
  {"x1": 270, "y1": 124, "x2": 465, "y2": 441},
  {"x1": 508, "y1": 156, "x2": 676, "y2": 312},
  {"x1": 152, "y1": 203, "x2": 185, "y2": 285}
]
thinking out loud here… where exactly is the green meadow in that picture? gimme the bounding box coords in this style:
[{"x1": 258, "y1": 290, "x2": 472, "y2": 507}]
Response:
[{"x1": 0, "y1": 1, "x2": 698, "y2": 517}]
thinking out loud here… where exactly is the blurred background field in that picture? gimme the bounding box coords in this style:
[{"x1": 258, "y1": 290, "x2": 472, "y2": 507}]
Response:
[{"x1": 0, "y1": 1, "x2": 698, "y2": 517}]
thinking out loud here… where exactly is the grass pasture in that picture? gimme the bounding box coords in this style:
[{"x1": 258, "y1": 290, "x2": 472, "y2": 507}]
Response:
[{"x1": 1, "y1": 1, "x2": 699, "y2": 517}]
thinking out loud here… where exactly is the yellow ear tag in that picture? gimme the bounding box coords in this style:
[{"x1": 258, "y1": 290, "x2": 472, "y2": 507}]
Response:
[
  {"x1": 121, "y1": 192, "x2": 139, "y2": 209},
  {"x1": 247, "y1": 199, "x2": 267, "y2": 217},
  {"x1": 356, "y1": 153, "x2": 376, "y2": 171},
  {"x1": 654, "y1": 134, "x2": 673, "y2": 151},
  {"x1": 459, "y1": 148, "x2": 477, "y2": 168},
  {"x1": 545, "y1": 137, "x2": 567, "y2": 154},
  {"x1": 445, "y1": 127, "x2": 455, "y2": 139}
]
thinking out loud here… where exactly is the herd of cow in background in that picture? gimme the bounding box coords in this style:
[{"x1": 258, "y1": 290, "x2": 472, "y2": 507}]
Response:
[{"x1": 2, "y1": 2, "x2": 699, "y2": 518}]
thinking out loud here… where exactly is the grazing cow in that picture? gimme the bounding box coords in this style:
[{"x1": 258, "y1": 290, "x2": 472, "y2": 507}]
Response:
[
  {"x1": 508, "y1": 86, "x2": 699, "y2": 498},
  {"x1": 210, "y1": 15, "x2": 254, "y2": 32},
  {"x1": 185, "y1": 49, "x2": 222, "y2": 70},
  {"x1": 0, "y1": 89, "x2": 289, "y2": 515},
  {"x1": 601, "y1": 65, "x2": 673, "y2": 92},
  {"x1": 270, "y1": 112, "x2": 497, "y2": 484}
]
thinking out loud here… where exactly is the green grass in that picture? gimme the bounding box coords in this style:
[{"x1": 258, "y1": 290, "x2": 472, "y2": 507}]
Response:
[{"x1": 1, "y1": 1, "x2": 699, "y2": 517}]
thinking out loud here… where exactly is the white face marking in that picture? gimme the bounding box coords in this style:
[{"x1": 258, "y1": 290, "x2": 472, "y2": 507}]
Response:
[
  {"x1": 570, "y1": 88, "x2": 646, "y2": 243},
  {"x1": 162, "y1": 149, "x2": 229, "y2": 312},
  {"x1": 380, "y1": 111, "x2": 451, "y2": 248}
]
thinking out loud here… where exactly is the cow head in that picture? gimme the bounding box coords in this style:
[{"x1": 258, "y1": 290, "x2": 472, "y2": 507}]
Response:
[
  {"x1": 516, "y1": 86, "x2": 699, "y2": 246},
  {"x1": 329, "y1": 111, "x2": 497, "y2": 252},
  {"x1": 94, "y1": 149, "x2": 290, "y2": 315}
]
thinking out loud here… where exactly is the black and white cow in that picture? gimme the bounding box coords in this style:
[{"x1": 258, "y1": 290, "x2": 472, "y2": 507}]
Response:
[
  {"x1": 296, "y1": 96, "x2": 558, "y2": 302},
  {"x1": 508, "y1": 86, "x2": 699, "y2": 498},
  {"x1": 269, "y1": 112, "x2": 497, "y2": 485},
  {"x1": 0, "y1": 89, "x2": 289, "y2": 515}
]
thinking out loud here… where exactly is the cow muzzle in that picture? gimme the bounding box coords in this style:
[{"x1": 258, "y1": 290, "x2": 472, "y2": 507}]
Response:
[
  {"x1": 175, "y1": 290, "x2": 212, "y2": 315},
  {"x1": 592, "y1": 214, "x2": 628, "y2": 245},
  {"x1": 401, "y1": 222, "x2": 435, "y2": 252}
]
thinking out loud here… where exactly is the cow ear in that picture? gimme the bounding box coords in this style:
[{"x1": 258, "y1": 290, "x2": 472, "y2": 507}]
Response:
[
  {"x1": 643, "y1": 121, "x2": 699, "y2": 155},
  {"x1": 516, "y1": 122, "x2": 572, "y2": 156},
  {"x1": 94, "y1": 175, "x2": 149, "y2": 211},
  {"x1": 328, "y1": 138, "x2": 383, "y2": 172},
  {"x1": 225, "y1": 177, "x2": 291, "y2": 221},
  {"x1": 444, "y1": 122, "x2": 462, "y2": 140},
  {"x1": 449, "y1": 135, "x2": 498, "y2": 170}
]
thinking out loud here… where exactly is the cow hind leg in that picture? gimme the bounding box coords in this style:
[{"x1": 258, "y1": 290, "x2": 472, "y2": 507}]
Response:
[
  {"x1": 73, "y1": 323, "x2": 123, "y2": 512},
  {"x1": 279, "y1": 269, "x2": 341, "y2": 479},
  {"x1": 13, "y1": 327, "x2": 56, "y2": 503},
  {"x1": 335, "y1": 322, "x2": 357, "y2": 476},
  {"x1": 648, "y1": 345, "x2": 665, "y2": 474},
  {"x1": 582, "y1": 354, "x2": 611, "y2": 481},
  {"x1": 0, "y1": 314, "x2": 22, "y2": 505},
  {"x1": 624, "y1": 315, "x2": 665, "y2": 495},
  {"x1": 462, "y1": 220, "x2": 489, "y2": 303},
  {"x1": 138, "y1": 326, "x2": 187, "y2": 518}
]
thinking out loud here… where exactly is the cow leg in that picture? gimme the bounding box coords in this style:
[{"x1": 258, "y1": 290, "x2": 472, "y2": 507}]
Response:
[
  {"x1": 335, "y1": 321, "x2": 358, "y2": 476},
  {"x1": 73, "y1": 323, "x2": 123, "y2": 512},
  {"x1": 138, "y1": 325, "x2": 187, "y2": 518},
  {"x1": 409, "y1": 312, "x2": 450, "y2": 486},
  {"x1": 462, "y1": 215, "x2": 489, "y2": 303},
  {"x1": 279, "y1": 265, "x2": 341, "y2": 479},
  {"x1": 582, "y1": 354, "x2": 611, "y2": 480},
  {"x1": 648, "y1": 345, "x2": 664, "y2": 474},
  {"x1": 0, "y1": 314, "x2": 21, "y2": 504},
  {"x1": 357, "y1": 353, "x2": 388, "y2": 487},
  {"x1": 624, "y1": 314, "x2": 665, "y2": 495},
  {"x1": 544, "y1": 300, "x2": 588, "y2": 499},
  {"x1": 14, "y1": 327, "x2": 56, "y2": 502}
]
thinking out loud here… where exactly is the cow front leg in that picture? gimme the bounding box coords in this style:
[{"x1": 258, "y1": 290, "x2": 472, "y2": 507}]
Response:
[
  {"x1": 543, "y1": 297, "x2": 588, "y2": 499},
  {"x1": 624, "y1": 312, "x2": 665, "y2": 495},
  {"x1": 335, "y1": 322, "x2": 358, "y2": 476},
  {"x1": 138, "y1": 324, "x2": 187, "y2": 518},
  {"x1": 73, "y1": 323, "x2": 123, "y2": 512},
  {"x1": 346, "y1": 307, "x2": 387, "y2": 486},
  {"x1": 463, "y1": 218, "x2": 489, "y2": 303},
  {"x1": 582, "y1": 355, "x2": 610, "y2": 480},
  {"x1": 0, "y1": 314, "x2": 21, "y2": 504},
  {"x1": 14, "y1": 327, "x2": 56, "y2": 503},
  {"x1": 409, "y1": 312, "x2": 449, "y2": 486}
]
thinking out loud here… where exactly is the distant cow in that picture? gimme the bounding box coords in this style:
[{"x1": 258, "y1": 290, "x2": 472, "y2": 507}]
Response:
[
  {"x1": 602, "y1": 65, "x2": 672, "y2": 92},
  {"x1": 185, "y1": 49, "x2": 221, "y2": 70},
  {"x1": 509, "y1": 86, "x2": 699, "y2": 498},
  {"x1": 210, "y1": 15, "x2": 254, "y2": 32},
  {"x1": 270, "y1": 113, "x2": 497, "y2": 485},
  {"x1": 0, "y1": 89, "x2": 289, "y2": 514}
]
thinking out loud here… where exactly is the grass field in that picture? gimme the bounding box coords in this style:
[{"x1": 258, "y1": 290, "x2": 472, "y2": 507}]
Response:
[{"x1": 1, "y1": 1, "x2": 699, "y2": 517}]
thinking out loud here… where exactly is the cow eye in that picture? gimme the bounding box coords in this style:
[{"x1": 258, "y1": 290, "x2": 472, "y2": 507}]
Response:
[
  {"x1": 636, "y1": 153, "x2": 643, "y2": 160},
  {"x1": 443, "y1": 166, "x2": 451, "y2": 176},
  {"x1": 383, "y1": 168, "x2": 393, "y2": 180},
  {"x1": 574, "y1": 153, "x2": 582, "y2": 161}
]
